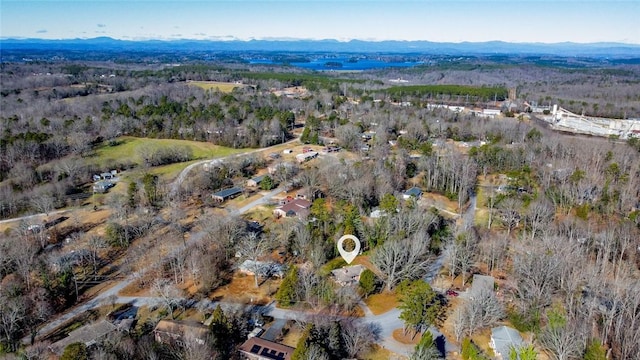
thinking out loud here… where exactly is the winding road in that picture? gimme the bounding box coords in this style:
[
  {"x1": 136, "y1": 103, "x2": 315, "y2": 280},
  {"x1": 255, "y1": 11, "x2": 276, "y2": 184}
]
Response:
[{"x1": 29, "y1": 132, "x2": 470, "y2": 358}]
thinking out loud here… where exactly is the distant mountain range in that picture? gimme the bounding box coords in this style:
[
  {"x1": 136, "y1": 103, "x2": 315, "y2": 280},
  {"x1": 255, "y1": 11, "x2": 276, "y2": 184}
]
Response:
[{"x1": 2, "y1": 37, "x2": 640, "y2": 57}]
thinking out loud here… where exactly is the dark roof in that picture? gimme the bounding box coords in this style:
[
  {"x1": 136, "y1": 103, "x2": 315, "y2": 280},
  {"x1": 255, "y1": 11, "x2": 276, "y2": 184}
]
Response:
[
  {"x1": 275, "y1": 198, "x2": 311, "y2": 217},
  {"x1": 212, "y1": 187, "x2": 242, "y2": 199},
  {"x1": 239, "y1": 337, "x2": 295, "y2": 360}
]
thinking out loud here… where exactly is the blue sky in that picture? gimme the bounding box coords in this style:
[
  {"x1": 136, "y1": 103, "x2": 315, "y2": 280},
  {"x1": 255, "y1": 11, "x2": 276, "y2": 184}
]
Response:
[{"x1": 1, "y1": 1, "x2": 639, "y2": 44}]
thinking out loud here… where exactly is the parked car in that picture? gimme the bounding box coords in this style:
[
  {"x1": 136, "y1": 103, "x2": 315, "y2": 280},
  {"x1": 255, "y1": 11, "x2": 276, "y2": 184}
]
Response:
[{"x1": 446, "y1": 289, "x2": 459, "y2": 297}]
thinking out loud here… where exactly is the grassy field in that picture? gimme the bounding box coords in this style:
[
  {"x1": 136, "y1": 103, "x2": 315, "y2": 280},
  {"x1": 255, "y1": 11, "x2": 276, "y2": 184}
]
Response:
[
  {"x1": 92, "y1": 136, "x2": 246, "y2": 169},
  {"x1": 188, "y1": 81, "x2": 243, "y2": 93},
  {"x1": 365, "y1": 291, "x2": 399, "y2": 315}
]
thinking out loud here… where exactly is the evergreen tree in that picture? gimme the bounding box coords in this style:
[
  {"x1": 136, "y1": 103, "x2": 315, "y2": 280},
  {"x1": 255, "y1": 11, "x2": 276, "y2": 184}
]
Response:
[
  {"x1": 412, "y1": 331, "x2": 441, "y2": 360},
  {"x1": 275, "y1": 267, "x2": 298, "y2": 307},
  {"x1": 301, "y1": 127, "x2": 311, "y2": 144},
  {"x1": 509, "y1": 344, "x2": 538, "y2": 360},
  {"x1": 260, "y1": 175, "x2": 275, "y2": 190},
  {"x1": 292, "y1": 324, "x2": 312, "y2": 360},
  {"x1": 60, "y1": 342, "x2": 88, "y2": 360},
  {"x1": 209, "y1": 305, "x2": 231, "y2": 356},
  {"x1": 399, "y1": 280, "x2": 443, "y2": 335},
  {"x1": 359, "y1": 269, "x2": 377, "y2": 297},
  {"x1": 327, "y1": 321, "x2": 345, "y2": 359},
  {"x1": 379, "y1": 193, "x2": 399, "y2": 214},
  {"x1": 583, "y1": 340, "x2": 606, "y2": 360},
  {"x1": 127, "y1": 181, "x2": 138, "y2": 208}
]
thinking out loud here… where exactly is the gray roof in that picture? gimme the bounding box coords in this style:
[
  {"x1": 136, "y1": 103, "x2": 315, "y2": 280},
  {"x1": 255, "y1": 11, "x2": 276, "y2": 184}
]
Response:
[
  {"x1": 49, "y1": 320, "x2": 117, "y2": 355},
  {"x1": 491, "y1": 326, "x2": 523, "y2": 357},
  {"x1": 331, "y1": 265, "x2": 366, "y2": 285},
  {"x1": 471, "y1": 275, "x2": 495, "y2": 295},
  {"x1": 212, "y1": 187, "x2": 242, "y2": 199},
  {"x1": 250, "y1": 175, "x2": 266, "y2": 183}
]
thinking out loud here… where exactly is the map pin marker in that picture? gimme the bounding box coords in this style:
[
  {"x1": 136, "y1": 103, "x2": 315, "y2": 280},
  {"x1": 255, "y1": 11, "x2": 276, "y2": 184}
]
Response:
[{"x1": 337, "y1": 234, "x2": 361, "y2": 264}]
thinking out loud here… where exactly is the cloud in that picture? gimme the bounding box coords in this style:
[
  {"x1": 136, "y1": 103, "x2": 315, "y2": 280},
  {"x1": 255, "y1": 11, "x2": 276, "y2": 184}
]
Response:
[
  {"x1": 97, "y1": 24, "x2": 107, "y2": 28},
  {"x1": 36, "y1": 29, "x2": 47, "y2": 33}
]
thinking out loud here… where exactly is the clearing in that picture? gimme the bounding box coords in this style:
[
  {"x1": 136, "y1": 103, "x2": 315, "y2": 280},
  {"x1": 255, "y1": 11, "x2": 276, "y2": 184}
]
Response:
[
  {"x1": 211, "y1": 274, "x2": 280, "y2": 305},
  {"x1": 92, "y1": 136, "x2": 246, "y2": 170},
  {"x1": 187, "y1": 81, "x2": 246, "y2": 93}
]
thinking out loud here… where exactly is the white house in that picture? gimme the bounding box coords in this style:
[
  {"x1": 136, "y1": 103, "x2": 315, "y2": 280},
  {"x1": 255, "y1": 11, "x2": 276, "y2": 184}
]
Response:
[
  {"x1": 482, "y1": 109, "x2": 502, "y2": 118},
  {"x1": 295, "y1": 151, "x2": 318, "y2": 163}
]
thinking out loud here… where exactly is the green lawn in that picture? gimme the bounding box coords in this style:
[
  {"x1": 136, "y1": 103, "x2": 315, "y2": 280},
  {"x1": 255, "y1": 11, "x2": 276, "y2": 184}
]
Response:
[
  {"x1": 149, "y1": 160, "x2": 201, "y2": 179},
  {"x1": 93, "y1": 136, "x2": 246, "y2": 169}
]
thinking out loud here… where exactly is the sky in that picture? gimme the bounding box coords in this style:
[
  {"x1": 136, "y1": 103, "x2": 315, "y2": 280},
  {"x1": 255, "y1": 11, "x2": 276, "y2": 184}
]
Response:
[{"x1": 1, "y1": 0, "x2": 639, "y2": 44}]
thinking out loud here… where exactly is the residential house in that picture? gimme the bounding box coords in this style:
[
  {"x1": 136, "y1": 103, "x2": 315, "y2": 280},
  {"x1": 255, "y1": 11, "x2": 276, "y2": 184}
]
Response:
[
  {"x1": 331, "y1": 265, "x2": 366, "y2": 286},
  {"x1": 49, "y1": 320, "x2": 117, "y2": 355},
  {"x1": 93, "y1": 180, "x2": 114, "y2": 193},
  {"x1": 273, "y1": 198, "x2": 311, "y2": 219},
  {"x1": 295, "y1": 188, "x2": 323, "y2": 201},
  {"x1": 153, "y1": 320, "x2": 209, "y2": 346},
  {"x1": 296, "y1": 151, "x2": 318, "y2": 163},
  {"x1": 247, "y1": 175, "x2": 267, "y2": 187},
  {"x1": 402, "y1": 187, "x2": 423, "y2": 200},
  {"x1": 482, "y1": 108, "x2": 502, "y2": 118},
  {"x1": 471, "y1": 274, "x2": 495, "y2": 297},
  {"x1": 268, "y1": 162, "x2": 294, "y2": 175},
  {"x1": 490, "y1": 326, "x2": 523, "y2": 359},
  {"x1": 238, "y1": 260, "x2": 285, "y2": 278},
  {"x1": 212, "y1": 187, "x2": 242, "y2": 202},
  {"x1": 239, "y1": 337, "x2": 295, "y2": 360}
]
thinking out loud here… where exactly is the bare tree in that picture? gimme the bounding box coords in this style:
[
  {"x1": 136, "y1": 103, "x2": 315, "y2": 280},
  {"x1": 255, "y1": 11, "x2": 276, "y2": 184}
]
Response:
[
  {"x1": 525, "y1": 199, "x2": 555, "y2": 240},
  {"x1": 237, "y1": 232, "x2": 269, "y2": 288},
  {"x1": 342, "y1": 320, "x2": 377, "y2": 358},
  {"x1": 151, "y1": 279, "x2": 182, "y2": 319},
  {"x1": 371, "y1": 232, "x2": 432, "y2": 291},
  {"x1": 458, "y1": 287, "x2": 505, "y2": 337},
  {"x1": 539, "y1": 319, "x2": 584, "y2": 360},
  {"x1": 498, "y1": 197, "x2": 522, "y2": 234},
  {"x1": 30, "y1": 194, "x2": 54, "y2": 216},
  {"x1": 512, "y1": 236, "x2": 566, "y2": 312},
  {"x1": 444, "y1": 232, "x2": 477, "y2": 286}
]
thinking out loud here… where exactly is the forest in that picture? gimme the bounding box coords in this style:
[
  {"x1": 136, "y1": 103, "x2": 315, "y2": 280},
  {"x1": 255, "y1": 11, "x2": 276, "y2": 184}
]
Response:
[{"x1": 0, "y1": 52, "x2": 640, "y2": 360}]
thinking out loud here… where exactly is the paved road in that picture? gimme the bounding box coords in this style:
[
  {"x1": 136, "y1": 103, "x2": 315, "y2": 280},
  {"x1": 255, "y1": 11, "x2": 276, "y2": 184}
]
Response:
[
  {"x1": 229, "y1": 187, "x2": 285, "y2": 216},
  {"x1": 0, "y1": 209, "x2": 70, "y2": 226},
  {"x1": 29, "y1": 130, "x2": 467, "y2": 358}
]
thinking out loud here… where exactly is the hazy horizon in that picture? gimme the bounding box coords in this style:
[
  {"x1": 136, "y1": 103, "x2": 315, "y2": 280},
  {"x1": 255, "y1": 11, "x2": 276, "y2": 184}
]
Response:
[{"x1": 2, "y1": 1, "x2": 639, "y2": 45}]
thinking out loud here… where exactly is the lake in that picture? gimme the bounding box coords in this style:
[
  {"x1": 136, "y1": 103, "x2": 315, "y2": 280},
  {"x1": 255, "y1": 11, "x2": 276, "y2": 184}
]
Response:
[{"x1": 249, "y1": 57, "x2": 421, "y2": 71}]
